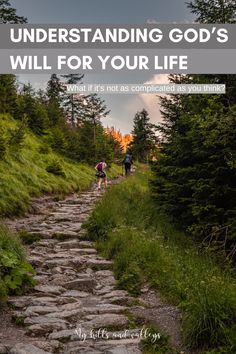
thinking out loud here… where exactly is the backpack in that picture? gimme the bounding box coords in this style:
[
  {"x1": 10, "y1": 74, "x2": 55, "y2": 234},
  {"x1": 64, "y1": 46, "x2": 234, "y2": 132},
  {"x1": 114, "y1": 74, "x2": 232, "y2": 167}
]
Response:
[
  {"x1": 97, "y1": 162, "x2": 103, "y2": 171},
  {"x1": 124, "y1": 154, "x2": 131, "y2": 164}
]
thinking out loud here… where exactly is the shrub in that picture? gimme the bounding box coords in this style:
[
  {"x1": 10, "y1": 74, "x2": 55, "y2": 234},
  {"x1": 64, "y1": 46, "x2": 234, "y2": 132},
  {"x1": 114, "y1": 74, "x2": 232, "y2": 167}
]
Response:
[
  {"x1": 48, "y1": 127, "x2": 67, "y2": 154},
  {"x1": 0, "y1": 224, "x2": 35, "y2": 304},
  {"x1": 7, "y1": 116, "x2": 27, "y2": 150},
  {"x1": 38, "y1": 144, "x2": 51, "y2": 154},
  {"x1": 46, "y1": 159, "x2": 65, "y2": 177},
  {"x1": 0, "y1": 136, "x2": 7, "y2": 159},
  {"x1": 117, "y1": 262, "x2": 142, "y2": 296}
]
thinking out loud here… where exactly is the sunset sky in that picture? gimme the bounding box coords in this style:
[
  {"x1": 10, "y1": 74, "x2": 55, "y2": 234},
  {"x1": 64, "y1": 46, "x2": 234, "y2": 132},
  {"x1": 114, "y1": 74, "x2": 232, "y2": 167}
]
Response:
[{"x1": 11, "y1": 0, "x2": 194, "y2": 133}]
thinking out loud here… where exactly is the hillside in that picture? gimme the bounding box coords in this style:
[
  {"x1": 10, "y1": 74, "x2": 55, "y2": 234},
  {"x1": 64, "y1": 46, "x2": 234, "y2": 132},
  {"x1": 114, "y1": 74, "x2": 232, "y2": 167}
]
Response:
[{"x1": 0, "y1": 114, "x2": 120, "y2": 217}]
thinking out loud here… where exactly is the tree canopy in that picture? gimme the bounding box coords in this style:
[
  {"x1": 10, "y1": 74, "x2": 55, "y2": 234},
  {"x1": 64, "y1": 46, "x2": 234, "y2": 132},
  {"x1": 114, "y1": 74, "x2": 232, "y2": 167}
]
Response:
[
  {"x1": 129, "y1": 109, "x2": 158, "y2": 162},
  {"x1": 151, "y1": 0, "x2": 236, "y2": 258},
  {"x1": 0, "y1": 0, "x2": 27, "y2": 23}
]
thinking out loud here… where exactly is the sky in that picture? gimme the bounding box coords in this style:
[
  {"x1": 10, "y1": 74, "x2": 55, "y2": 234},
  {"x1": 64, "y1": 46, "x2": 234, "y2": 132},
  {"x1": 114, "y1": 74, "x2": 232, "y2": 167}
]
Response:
[{"x1": 11, "y1": 0, "x2": 194, "y2": 133}]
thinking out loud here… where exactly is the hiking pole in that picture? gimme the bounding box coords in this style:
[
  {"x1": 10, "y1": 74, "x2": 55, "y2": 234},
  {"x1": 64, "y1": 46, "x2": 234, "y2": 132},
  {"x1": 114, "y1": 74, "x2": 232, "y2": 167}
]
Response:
[{"x1": 122, "y1": 163, "x2": 124, "y2": 176}]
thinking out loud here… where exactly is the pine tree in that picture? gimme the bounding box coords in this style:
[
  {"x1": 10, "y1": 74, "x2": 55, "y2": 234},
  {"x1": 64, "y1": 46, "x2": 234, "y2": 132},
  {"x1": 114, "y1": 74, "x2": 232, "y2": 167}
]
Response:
[
  {"x1": 0, "y1": 1, "x2": 27, "y2": 118},
  {"x1": 46, "y1": 74, "x2": 64, "y2": 126},
  {"x1": 129, "y1": 109, "x2": 158, "y2": 162},
  {"x1": 0, "y1": 0, "x2": 27, "y2": 23},
  {"x1": 61, "y1": 74, "x2": 84, "y2": 126},
  {"x1": 151, "y1": 0, "x2": 236, "y2": 253},
  {"x1": 106, "y1": 127, "x2": 124, "y2": 161},
  {"x1": 81, "y1": 94, "x2": 110, "y2": 124},
  {"x1": 0, "y1": 74, "x2": 17, "y2": 115},
  {"x1": 37, "y1": 89, "x2": 48, "y2": 105},
  {"x1": 17, "y1": 84, "x2": 49, "y2": 135},
  {"x1": 186, "y1": 0, "x2": 236, "y2": 23},
  {"x1": 95, "y1": 124, "x2": 114, "y2": 165},
  {"x1": 79, "y1": 94, "x2": 110, "y2": 162},
  {"x1": 47, "y1": 74, "x2": 64, "y2": 103}
]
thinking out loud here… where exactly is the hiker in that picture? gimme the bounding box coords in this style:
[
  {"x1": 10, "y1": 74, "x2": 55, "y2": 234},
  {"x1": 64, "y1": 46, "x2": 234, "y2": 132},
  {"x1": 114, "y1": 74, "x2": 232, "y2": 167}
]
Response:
[
  {"x1": 95, "y1": 159, "x2": 107, "y2": 190},
  {"x1": 123, "y1": 153, "x2": 133, "y2": 176}
]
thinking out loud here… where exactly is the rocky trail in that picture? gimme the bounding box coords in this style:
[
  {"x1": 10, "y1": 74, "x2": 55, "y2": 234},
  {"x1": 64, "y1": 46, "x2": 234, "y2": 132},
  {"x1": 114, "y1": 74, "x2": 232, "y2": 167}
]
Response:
[{"x1": 0, "y1": 182, "x2": 189, "y2": 354}]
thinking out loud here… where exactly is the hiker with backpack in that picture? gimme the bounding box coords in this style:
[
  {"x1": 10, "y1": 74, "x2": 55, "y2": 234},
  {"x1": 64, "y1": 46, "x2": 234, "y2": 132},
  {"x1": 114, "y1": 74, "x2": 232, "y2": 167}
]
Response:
[
  {"x1": 95, "y1": 159, "x2": 107, "y2": 191},
  {"x1": 123, "y1": 153, "x2": 133, "y2": 176}
]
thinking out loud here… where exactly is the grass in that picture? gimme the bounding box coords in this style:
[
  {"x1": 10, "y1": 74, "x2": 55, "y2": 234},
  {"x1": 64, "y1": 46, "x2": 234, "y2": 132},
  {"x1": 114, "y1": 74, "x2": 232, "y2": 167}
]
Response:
[
  {"x1": 18, "y1": 230, "x2": 42, "y2": 245},
  {"x1": 84, "y1": 167, "x2": 236, "y2": 353},
  {"x1": 0, "y1": 114, "x2": 120, "y2": 217},
  {"x1": 141, "y1": 325, "x2": 178, "y2": 354},
  {"x1": 0, "y1": 224, "x2": 35, "y2": 305}
]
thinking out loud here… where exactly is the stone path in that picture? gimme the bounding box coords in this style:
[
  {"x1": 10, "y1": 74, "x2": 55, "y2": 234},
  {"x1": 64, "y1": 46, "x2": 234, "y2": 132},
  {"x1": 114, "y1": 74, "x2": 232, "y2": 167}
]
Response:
[
  {"x1": 2, "y1": 186, "x2": 144, "y2": 354},
  {"x1": 0, "y1": 182, "x2": 194, "y2": 354}
]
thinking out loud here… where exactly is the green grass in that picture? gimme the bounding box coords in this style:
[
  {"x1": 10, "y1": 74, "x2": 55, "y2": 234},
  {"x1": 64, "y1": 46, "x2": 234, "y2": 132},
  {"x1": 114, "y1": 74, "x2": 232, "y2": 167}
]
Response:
[
  {"x1": 18, "y1": 230, "x2": 42, "y2": 245},
  {"x1": 0, "y1": 224, "x2": 35, "y2": 305},
  {"x1": 0, "y1": 114, "x2": 120, "y2": 216},
  {"x1": 84, "y1": 167, "x2": 236, "y2": 353},
  {"x1": 141, "y1": 325, "x2": 178, "y2": 354}
]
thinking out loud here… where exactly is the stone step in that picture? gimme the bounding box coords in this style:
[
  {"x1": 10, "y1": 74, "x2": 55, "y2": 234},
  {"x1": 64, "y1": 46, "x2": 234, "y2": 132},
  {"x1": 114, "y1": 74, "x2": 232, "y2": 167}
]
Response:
[
  {"x1": 34, "y1": 285, "x2": 66, "y2": 295},
  {"x1": 9, "y1": 343, "x2": 52, "y2": 354},
  {"x1": 63, "y1": 278, "x2": 97, "y2": 292},
  {"x1": 82, "y1": 314, "x2": 129, "y2": 330},
  {"x1": 69, "y1": 248, "x2": 97, "y2": 255},
  {"x1": 61, "y1": 290, "x2": 90, "y2": 298},
  {"x1": 86, "y1": 259, "x2": 113, "y2": 270},
  {"x1": 57, "y1": 240, "x2": 82, "y2": 249},
  {"x1": 24, "y1": 315, "x2": 69, "y2": 327}
]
